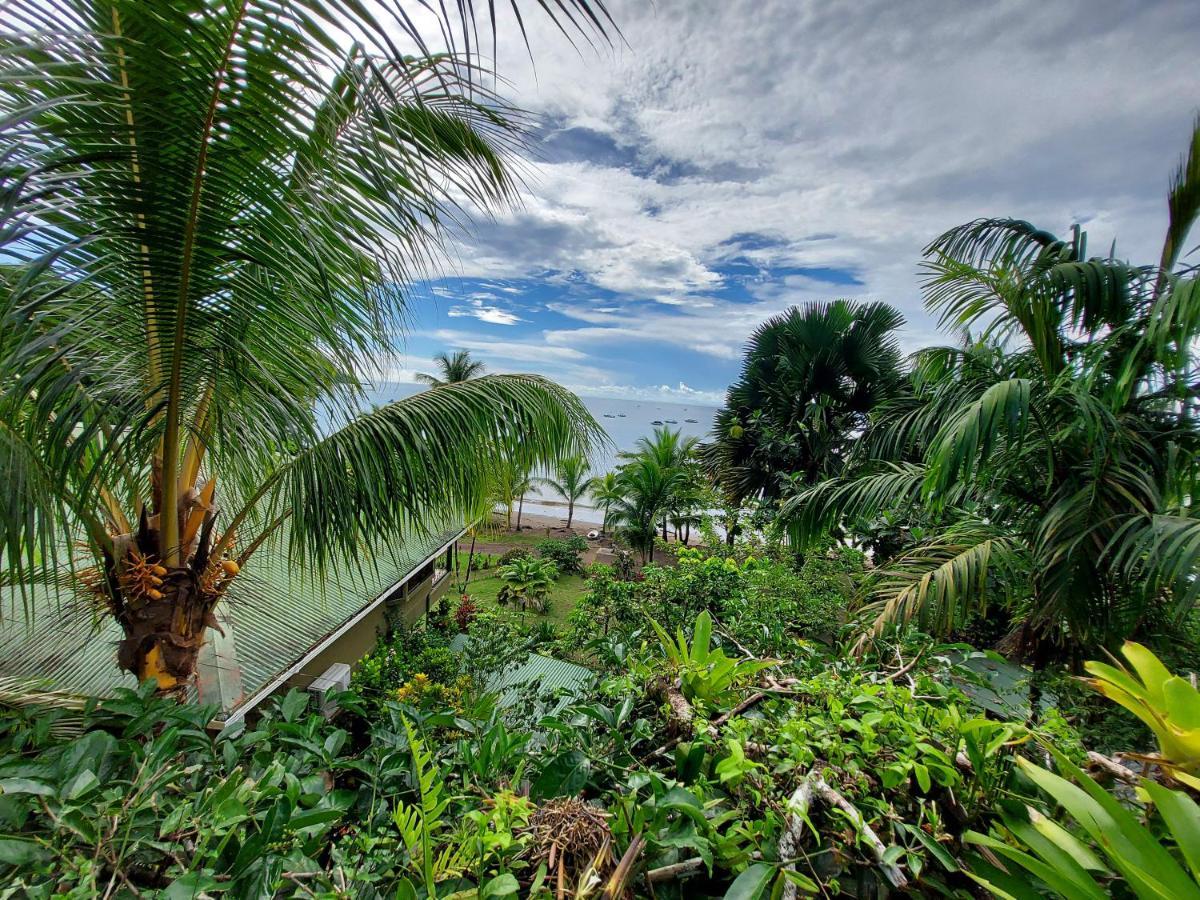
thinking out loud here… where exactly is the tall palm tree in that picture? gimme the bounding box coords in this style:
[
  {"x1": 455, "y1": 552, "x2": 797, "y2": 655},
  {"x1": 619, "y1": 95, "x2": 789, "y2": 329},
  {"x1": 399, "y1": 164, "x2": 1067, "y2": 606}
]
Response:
[
  {"x1": 416, "y1": 350, "x2": 487, "y2": 387},
  {"x1": 702, "y1": 301, "x2": 904, "y2": 505},
  {"x1": 590, "y1": 471, "x2": 623, "y2": 535},
  {"x1": 623, "y1": 427, "x2": 699, "y2": 541},
  {"x1": 784, "y1": 121, "x2": 1200, "y2": 654},
  {"x1": 609, "y1": 455, "x2": 684, "y2": 563},
  {"x1": 0, "y1": 0, "x2": 612, "y2": 693},
  {"x1": 537, "y1": 455, "x2": 595, "y2": 529}
]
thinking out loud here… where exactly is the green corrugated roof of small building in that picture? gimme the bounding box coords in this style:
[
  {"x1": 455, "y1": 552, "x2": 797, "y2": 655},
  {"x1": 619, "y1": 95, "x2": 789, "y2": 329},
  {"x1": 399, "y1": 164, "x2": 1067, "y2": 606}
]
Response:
[{"x1": 0, "y1": 526, "x2": 462, "y2": 714}]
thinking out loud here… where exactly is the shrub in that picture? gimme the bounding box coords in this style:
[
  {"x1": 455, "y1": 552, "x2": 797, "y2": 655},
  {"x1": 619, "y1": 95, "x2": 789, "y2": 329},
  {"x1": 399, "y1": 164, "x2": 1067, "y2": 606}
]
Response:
[
  {"x1": 536, "y1": 536, "x2": 588, "y2": 576},
  {"x1": 497, "y1": 547, "x2": 531, "y2": 567},
  {"x1": 455, "y1": 594, "x2": 479, "y2": 631},
  {"x1": 351, "y1": 625, "x2": 458, "y2": 710}
]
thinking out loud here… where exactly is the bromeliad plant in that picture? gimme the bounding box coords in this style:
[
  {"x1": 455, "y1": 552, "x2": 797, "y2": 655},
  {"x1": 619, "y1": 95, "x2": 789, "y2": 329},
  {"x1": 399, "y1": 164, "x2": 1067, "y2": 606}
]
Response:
[
  {"x1": 1085, "y1": 641, "x2": 1200, "y2": 783},
  {"x1": 0, "y1": 1, "x2": 611, "y2": 693},
  {"x1": 648, "y1": 611, "x2": 775, "y2": 706}
]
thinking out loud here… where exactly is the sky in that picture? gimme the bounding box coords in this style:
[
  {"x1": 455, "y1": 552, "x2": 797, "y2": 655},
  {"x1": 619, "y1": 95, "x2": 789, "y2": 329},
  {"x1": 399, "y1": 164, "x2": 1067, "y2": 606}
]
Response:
[{"x1": 383, "y1": 0, "x2": 1199, "y2": 406}]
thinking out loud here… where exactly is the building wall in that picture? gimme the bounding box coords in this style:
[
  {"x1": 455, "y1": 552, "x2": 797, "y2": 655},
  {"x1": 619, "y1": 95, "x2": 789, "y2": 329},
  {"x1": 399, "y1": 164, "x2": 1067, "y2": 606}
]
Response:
[{"x1": 283, "y1": 568, "x2": 453, "y2": 692}]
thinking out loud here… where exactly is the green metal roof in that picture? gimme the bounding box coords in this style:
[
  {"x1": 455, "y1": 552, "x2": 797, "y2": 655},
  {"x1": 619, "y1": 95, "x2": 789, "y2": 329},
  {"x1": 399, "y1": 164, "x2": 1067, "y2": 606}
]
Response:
[
  {"x1": 492, "y1": 653, "x2": 596, "y2": 705},
  {"x1": 449, "y1": 633, "x2": 595, "y2": 709},
  {"x1": 0, "y1": 527, "x2": 462, "y2": 716}
]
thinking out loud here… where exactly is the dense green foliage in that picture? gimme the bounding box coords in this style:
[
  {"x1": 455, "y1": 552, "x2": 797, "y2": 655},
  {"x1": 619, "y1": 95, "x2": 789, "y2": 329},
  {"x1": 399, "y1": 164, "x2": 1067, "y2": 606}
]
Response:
[
  {"x1": 784, "y1": 122, "x2": 1200, "y2": 657},
  {"x1": 534, "y1": 536, "x2": 589, "y2": 576},
  {"x1": 6, "y1": 539, "x2": 1200, "y2": 898}
]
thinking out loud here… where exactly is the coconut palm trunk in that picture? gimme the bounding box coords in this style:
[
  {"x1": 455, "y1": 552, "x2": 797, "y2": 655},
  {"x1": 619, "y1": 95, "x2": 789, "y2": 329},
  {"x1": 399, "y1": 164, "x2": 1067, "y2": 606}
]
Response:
[{"x1": 1, "y1": 0, "x2": 611, "y2": 694}]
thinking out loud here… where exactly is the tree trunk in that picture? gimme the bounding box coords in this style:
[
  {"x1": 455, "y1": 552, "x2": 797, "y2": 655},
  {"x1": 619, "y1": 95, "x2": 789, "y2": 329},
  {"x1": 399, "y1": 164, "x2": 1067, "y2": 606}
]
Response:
[
  {"x1": 661, "y1": 516, "x2": 668, "y2": 542},
  {"x1": 567, "y1": 499, "x2": 574, "y2": 529},
  {"x1": 116, "y1": 569, "x2": 212, "y2": 695},
  {"x1": 516, "y1": 493, "x2": 525, "y2": 529}
]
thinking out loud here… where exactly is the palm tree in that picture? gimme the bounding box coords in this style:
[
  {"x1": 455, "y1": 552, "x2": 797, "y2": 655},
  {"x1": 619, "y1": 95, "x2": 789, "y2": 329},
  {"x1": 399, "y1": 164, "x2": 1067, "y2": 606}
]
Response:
[
  {"x1": 515, "y1": 470, "x2": 536, "y2": 530},
  {"x1": 609, "y1": 455, "x2": 685, "y2": 563},
  {"x1": 416, "y1": 350, "x2": 487, "y2": 387},
  {"x1": 498, "y1": 556, "x2": 557, "y2": 614},
  {"x1": 623, "y1": 427, "x2": 699, "y2": 541},
  {"x1": 701, "y1": 301, "x2": 904, "y2": 505},
  {"x1": 0, "y1": 0, "x2": 612, "y2": 693},
  {"x1": 784, "y1": 120, "x2": 1200, "y2": 655},
  {"x1": 590, "y1": 472, "x2": 624, "y2": 535},
  {"x1": 537, "y1": 455, "x2": 595, "y2": 529}
]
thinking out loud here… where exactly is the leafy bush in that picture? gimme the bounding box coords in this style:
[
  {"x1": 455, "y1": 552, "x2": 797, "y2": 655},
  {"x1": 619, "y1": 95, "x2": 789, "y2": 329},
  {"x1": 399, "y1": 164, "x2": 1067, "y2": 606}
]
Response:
[
  {"x1": 563, "y1": 563, "x2": 641, "y2": 645},
  {"x1": 535, "y1": 536, "x2": 588, "y2": 576},
  {"x1": 497, "y1": 548, "x2": 531, "y2": 567},
  {"x1": 351, "y1": 624, "x2": 458, "y2": 710}
]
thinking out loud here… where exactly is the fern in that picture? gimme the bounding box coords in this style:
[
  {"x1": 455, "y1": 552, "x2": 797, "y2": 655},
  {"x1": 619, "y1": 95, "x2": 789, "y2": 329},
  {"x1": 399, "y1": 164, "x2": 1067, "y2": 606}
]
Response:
[{"x1": 393, "y1": 716, "x2": 453, "y2": 896}]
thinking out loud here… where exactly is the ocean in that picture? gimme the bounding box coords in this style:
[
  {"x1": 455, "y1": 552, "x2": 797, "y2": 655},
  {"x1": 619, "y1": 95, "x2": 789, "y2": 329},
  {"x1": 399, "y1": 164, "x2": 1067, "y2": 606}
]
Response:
[{"x1": 359, "y1": 382, "x2": 720, "y2": 520}]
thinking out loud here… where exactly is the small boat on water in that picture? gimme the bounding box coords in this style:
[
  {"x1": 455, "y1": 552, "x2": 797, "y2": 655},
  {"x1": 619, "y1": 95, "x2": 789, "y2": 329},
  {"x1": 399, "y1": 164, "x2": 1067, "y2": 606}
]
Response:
[
  {"x1": 684, "y1": 418, "x2": 698, "y2": 423},
  {"x1": 651, "y1": 419, "x2": 664, "y2": 425},
  {"x1": 617, "y1": 413, "x2": 626, "y2": 417},
  {"x1": 664, "y1": 419, "x2": 678, "y2": 424},
  {"x1": 603, "y1": 413, "x2": 616, "y2": 418}
]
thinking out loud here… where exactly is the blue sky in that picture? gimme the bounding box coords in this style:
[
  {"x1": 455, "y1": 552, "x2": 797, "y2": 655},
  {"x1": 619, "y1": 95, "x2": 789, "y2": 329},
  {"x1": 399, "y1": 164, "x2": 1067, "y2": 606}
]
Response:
[{"x1": 384, "y1": 0, "x2": 1200, "y2": 405}]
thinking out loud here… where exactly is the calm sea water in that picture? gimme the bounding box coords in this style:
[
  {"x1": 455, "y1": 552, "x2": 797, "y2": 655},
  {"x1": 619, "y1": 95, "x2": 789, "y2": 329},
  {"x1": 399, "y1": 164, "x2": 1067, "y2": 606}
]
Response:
[{"x1": 359, "y1": 383, "x2": 720, "y2": 517}]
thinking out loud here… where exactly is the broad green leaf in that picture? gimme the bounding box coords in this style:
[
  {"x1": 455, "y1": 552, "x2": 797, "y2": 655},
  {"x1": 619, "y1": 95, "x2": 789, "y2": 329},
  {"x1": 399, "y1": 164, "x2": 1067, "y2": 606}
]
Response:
[
  {"x1": 723, "y1": 862, "x2": 774, "y2": 900},
  {"x1": 530, "y1": 750, "x2": 590, "y2": 801},
  {"x1": 0, "y1": 836, "x2": 48, "y2": 866},
  {"x1": 1142, "y1": 779, "x2": 1200, "y2": 880},
  {"x1": 481, "y1": 873, "x2": 520, "y2": 897}
]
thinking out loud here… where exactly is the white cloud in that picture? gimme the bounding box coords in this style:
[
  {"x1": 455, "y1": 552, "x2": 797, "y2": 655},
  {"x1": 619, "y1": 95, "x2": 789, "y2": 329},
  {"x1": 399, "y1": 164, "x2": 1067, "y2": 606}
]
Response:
[{"x1": 446, "y1": 296, "x2": 524, "y2": 325}]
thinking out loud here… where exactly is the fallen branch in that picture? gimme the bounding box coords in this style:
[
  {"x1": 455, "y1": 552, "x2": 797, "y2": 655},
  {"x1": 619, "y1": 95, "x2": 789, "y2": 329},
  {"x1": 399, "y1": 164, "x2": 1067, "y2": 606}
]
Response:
[
  {"x1": 648, "y1": 676, "x2": 694, "y2": 736},
  {"x1": 1086, "y1": 750, "x2": 1139, "y2": 785},
  {"x1": 812, "y1": 776, "x2": 908, "y2": 890},
  {"x1": 883, "y1": 647, "x2": 925, "y2": 683},
  {"x1": 645, "y1": 857, "x2": 705, "y2": 883},
  {"x1": 641, "y1": 677, "x2": 807, "y2": 763},
  {"x1": 779, "y1": 770, "x2": 819, "y2": 900}
]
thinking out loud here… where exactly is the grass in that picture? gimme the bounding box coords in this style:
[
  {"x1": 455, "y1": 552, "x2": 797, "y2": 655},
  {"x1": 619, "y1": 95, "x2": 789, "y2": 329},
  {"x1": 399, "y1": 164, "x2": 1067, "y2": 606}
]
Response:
[{"x1": 457, "y1": 570, "x2": 589, "y2": 629}]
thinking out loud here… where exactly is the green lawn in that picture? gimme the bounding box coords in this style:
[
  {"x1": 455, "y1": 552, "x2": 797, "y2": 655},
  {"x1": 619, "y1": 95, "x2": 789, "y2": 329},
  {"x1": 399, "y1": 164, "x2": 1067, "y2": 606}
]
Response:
[{"x1": 458, "y1": 570, "x2": 589, "y2": 629}]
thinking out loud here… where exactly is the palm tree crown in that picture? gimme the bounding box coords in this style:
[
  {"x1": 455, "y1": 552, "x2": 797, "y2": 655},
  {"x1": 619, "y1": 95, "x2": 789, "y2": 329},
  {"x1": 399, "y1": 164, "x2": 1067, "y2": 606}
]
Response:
[
  {"x1": 417, "y1": 350, "x2": 488, "y2": 387},
  {"x1": 702, "y1": 300, "x2": 904, "y2": 505},
  {"x1": 0, "y1": 0, "x2": 610, "y2": 692},
  {"x1": 537, "y1": 455, "x2": 595, "y2": 529}
]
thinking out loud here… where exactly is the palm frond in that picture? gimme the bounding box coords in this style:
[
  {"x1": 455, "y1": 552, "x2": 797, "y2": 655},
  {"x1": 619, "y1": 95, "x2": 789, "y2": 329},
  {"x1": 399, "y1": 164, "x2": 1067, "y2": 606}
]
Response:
[
  {"x1": 924, "y1": 378, "x2": 1032, "y2": 496},
  {"x1": 854, "y1": 524, "x2": 1025, "y2": 649},
  {"x1": 1162, "y1": 116, "x2": 1200, "y2": 273},
  {"x1": 257, "y1": 375, "x2": 603, "y2": 573},
  {"x1": 781, "y1": 463, "x2": 928, "y2": 547}
]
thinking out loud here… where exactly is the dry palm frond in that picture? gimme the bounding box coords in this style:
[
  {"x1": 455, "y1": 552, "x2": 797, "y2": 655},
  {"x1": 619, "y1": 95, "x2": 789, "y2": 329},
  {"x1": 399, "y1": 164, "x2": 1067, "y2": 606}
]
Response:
[{"x1": 0, "y1": 676, "x2": 89, "y2": 738}]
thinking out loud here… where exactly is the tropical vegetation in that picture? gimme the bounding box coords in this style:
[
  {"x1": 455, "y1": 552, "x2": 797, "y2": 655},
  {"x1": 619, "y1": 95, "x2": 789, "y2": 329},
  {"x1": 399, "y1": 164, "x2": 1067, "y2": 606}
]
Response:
[
  {"x1": 0, "y1": 0, "x2": 608, "y2": 692},
  {"x1": 784, "y1": 121, "x2": 1200, "y2": 656},
  {"x1": 4, "y1": 4, "x2": 1200, "y2": 898},
  {"x1": 703, "y1": 301, "x2": 905, "y2": 505},
  {"x1": 537, "y1": 455, "x2": 596, "y2": 529}
]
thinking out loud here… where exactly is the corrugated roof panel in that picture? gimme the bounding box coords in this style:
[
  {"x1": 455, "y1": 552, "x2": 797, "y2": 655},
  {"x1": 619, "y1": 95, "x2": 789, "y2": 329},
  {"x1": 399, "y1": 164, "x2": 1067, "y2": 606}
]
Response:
[{"x1": 0, "y1": 527, "x2": 461, "y2": 712}]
